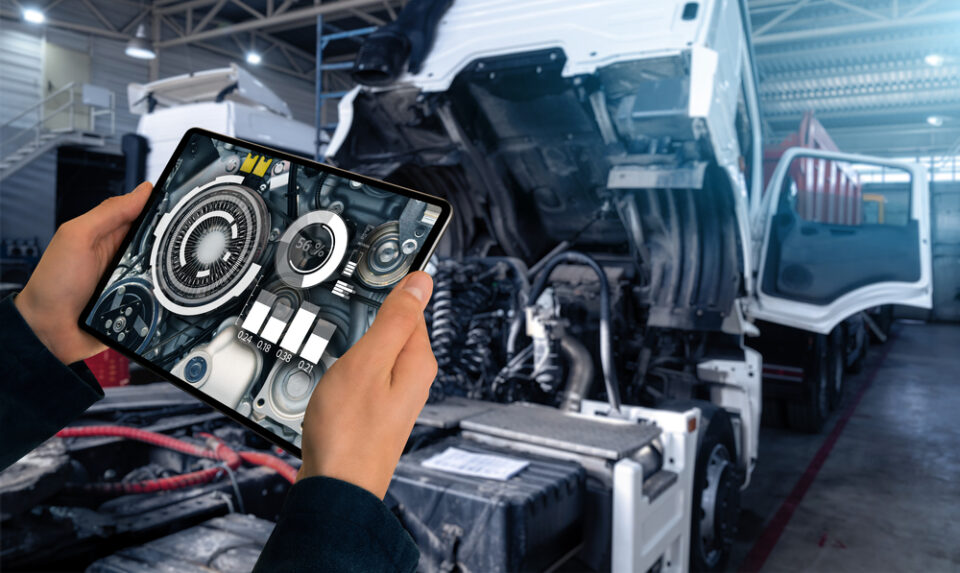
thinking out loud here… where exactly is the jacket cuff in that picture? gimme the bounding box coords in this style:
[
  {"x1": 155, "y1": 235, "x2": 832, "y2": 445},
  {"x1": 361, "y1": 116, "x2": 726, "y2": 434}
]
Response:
[
  {"x1": 254, "y1": 476, "x2": 419, "y2": 572},
  {"x1": 0, "y1": 295, "x2": 103, "y2": 433},
  {"x1": 286, "y1": 477, "x2": 419, "y2": 564}
]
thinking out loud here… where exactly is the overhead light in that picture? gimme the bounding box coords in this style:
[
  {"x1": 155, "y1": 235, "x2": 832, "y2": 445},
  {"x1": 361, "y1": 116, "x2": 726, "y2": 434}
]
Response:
[
  {"x1": 125, "y1": 23, "x2": 156, "y2": 60},
  {"x1": 246, "y1": 52, "x2": 262, "y2": 65},
  {"x1": 927, "y1": 115, "x2": 944, "y2": 127},
  {"x1": 22, "y1": 7, "x2": 45, "y2": 24},
  {"x1": 924, "y1": 53, "x2": 945, "y2": 67}
]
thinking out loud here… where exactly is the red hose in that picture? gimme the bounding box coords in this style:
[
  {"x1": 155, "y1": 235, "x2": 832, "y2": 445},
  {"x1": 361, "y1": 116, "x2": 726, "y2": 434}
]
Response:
[
  {"x1": 239, "y1": 451, "x2": 299, "y2": 483},
  {"x1": 56, "y1": 425, "x2": 298, "y2": 494}
]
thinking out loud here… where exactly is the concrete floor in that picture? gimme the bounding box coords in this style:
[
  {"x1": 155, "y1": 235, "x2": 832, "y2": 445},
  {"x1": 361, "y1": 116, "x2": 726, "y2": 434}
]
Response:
[{"x1": 729, "y1": 321, "x2": 960, "y2": 572}]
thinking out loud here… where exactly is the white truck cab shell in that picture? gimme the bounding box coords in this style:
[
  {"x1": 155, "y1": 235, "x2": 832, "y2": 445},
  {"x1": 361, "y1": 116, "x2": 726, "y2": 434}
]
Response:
[{"x1": 129, "y1": 64, "x2": 318, "y2": 183}]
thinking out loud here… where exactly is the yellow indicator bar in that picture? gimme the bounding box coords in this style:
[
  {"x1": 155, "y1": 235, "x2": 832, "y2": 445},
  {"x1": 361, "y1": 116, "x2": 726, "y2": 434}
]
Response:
[
  {"x1": 253, "y1": 157, "x2": 273, "y2": 177},
  {"x1": 239, "y1": 153, "x2": 258, "y2": 173}
]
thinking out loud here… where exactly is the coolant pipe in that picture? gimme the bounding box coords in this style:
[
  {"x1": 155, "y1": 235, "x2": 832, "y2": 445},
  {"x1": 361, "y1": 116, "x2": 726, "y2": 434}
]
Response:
[
  {"x1": 559, "y1": 335, "x2": 595, "y2": 412},
  {"x1": 527, "y1": 251, "x2": 622, "y2": 413}
]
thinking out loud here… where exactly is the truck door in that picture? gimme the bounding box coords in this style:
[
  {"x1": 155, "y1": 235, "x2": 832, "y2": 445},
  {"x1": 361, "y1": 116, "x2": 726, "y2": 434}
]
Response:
[{"x1": 748, "y1": 148, "x2": 932, "y2": 334}]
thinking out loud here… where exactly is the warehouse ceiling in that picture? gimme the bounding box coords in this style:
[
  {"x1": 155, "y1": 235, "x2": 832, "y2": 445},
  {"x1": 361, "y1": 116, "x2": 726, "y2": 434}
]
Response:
[
  {"x1": 1, "y1": 0, "x2": 957, "y2": 157},
  {"x1": 749, "y1": 0, "x2": 960, "y2": 157}
]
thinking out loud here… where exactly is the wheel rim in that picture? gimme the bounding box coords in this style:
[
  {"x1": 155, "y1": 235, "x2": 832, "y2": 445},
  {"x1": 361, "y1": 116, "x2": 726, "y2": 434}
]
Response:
[{"x1": 699, "y1": 443, "x2": 739, "y2": 568}]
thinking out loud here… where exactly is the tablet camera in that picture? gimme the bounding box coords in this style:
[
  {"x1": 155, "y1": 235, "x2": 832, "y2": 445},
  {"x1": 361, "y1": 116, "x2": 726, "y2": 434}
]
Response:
[{"x1": 152, "y1": 176, "x2": 270, "y2": 315}]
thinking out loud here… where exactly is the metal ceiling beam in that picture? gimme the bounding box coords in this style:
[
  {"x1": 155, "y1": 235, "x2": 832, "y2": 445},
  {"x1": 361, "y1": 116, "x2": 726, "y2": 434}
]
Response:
[
  {"x1": 0, "y1": 8, "x2": 128, "y2": 39},
  {"x1": 157, "y1": 0, "x2": 388, "y2": 47},
  {"x1": 192, "y1": 0, "x2": 228, "y2": 34},
  {"x1": 753, "y1": 9, "x2": 960, "y2": 44}
]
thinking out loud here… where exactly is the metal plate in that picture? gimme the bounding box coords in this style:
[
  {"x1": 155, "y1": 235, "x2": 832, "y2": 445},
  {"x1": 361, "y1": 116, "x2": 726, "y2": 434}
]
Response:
[
  {"x1": 460, "y1": 402, "x2": 660, "y2": 460},
  {"x1": 416, "y1": 397, "x2": 503, "y2": 429}
]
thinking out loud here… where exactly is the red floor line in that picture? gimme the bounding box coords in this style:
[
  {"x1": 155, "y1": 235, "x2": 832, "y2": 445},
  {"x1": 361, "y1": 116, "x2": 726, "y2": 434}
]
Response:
[{"x1": 738, "y1": 333, "x2": 898, "y2": 573}]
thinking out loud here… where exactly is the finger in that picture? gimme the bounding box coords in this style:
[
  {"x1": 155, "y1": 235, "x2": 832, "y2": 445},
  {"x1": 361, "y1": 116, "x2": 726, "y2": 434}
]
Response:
[
  {"x1": 391, "y1": 316, "x2": 437, "y2": 402},
  {"x1": 80, "y1": 182, "x2": 153, "y2": 236},
  {"x1": 349, "y1": 271, "x2": 433, "y2": 374}
]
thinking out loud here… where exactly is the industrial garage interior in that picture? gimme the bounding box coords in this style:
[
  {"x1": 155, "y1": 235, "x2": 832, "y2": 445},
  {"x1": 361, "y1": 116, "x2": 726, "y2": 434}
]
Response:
[{"x1": 0, "y1": 1, "x2": 958, "y2": 572}]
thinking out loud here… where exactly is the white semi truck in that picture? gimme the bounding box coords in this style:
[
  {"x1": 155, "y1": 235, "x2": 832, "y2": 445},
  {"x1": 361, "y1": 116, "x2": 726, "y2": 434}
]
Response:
[{"x1": 322, "y1": 0, "x2": 933, "y2": 571}]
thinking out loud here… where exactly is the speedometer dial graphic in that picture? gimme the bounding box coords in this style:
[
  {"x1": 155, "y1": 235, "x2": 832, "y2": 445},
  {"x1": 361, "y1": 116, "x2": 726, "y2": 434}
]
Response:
[{"x1": 151, "y1": 175, "x2": 270, "y2": 316}]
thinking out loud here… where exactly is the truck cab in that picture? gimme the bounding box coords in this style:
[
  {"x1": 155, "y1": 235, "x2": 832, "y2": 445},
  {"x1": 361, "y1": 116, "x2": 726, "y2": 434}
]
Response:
[{"x1": 325, "y1": 0, "x2": 932, "y2": 570}]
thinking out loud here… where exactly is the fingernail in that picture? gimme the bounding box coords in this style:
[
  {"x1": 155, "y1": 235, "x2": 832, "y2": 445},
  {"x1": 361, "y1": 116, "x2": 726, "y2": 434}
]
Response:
[{"x1": 403, "y1": 272, "x2": 432, "y2": 305}]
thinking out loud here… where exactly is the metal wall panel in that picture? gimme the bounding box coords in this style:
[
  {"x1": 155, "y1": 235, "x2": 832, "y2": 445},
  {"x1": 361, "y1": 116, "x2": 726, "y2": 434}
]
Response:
[
  {"x1": 0, "y1": 22, "x2": 43, "y2": 128},
  {"x1": 0, "y1": 151, "x2": 56, "y2": 246},
  {"x1": 90, "y1": 36, "x2": 150, "y2": 136}
]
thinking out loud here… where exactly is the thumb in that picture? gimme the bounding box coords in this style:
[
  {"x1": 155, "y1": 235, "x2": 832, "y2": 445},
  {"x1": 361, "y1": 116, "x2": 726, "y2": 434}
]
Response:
[
  {"x1": 83, "y1": 181, "x2": 153, "y2": 235},
  {"x1": 349, "y1": 271, "x2": 433, "y2": 374}
]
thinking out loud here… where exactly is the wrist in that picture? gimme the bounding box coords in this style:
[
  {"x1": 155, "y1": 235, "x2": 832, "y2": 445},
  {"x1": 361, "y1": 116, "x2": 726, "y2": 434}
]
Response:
[{"x1": 14, "y1": 291, "x2": 71, "y2": 364}]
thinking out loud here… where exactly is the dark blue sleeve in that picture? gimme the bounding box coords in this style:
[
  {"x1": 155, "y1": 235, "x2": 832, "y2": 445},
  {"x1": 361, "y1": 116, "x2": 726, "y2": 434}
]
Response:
[
  {"x1": 254, "y1": 476, "x2": 419, "y2": 573},
  {"x1": 0, "y1": 295, "x2": 103, "y2": 471}
]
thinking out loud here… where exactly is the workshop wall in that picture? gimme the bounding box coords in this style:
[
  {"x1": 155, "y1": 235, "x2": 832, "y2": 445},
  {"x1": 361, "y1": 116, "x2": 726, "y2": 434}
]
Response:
[{"x1": 0, "y1": 19, "x2": 316, "y2": 247}]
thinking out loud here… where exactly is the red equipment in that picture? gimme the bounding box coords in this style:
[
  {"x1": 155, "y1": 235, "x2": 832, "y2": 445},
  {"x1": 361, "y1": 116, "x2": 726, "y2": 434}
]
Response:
[
  {"x1": 763, "y1": 111, "x2": 862, "y2": 226},
  {"x1": 84, "y1": 349, "x2": 130, "y2": 387}
]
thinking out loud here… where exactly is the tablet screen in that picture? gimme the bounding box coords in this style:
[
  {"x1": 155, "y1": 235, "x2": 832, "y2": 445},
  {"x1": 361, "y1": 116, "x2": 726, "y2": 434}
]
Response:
[{"x1": 83, "y1": 129, "x2": 449, "y2": 453}]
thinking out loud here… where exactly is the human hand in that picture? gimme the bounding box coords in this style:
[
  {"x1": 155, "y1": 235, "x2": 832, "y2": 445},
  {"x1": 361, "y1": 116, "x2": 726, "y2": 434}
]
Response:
[
  {"x1": 14, "y1": 182, "x2": 152, "y2": 365},
  {"x1": 298, "y1": 271, "x2": 438, "y2": 498}
]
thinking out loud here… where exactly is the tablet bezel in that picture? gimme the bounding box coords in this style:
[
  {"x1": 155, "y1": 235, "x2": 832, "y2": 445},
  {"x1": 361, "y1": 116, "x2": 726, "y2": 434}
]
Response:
[{"x1": 79, "y1": 127, "x2": 453, "y2": 458}]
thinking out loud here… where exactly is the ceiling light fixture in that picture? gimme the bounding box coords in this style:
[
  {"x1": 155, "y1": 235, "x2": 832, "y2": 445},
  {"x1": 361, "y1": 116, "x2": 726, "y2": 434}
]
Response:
[
  {"x1": 125, "y1": 23, "x2": 156, "y2": 60},
  {"x1": 924, "y1": 53, "x2": 945, "y2": 67},
  {"x1": 22, "y1": 7, "x2": 45, "y2": 24},
  {"x1": 246, "y1": 52, "x2": 262, "y2": 65},
  {"x1": 927, "y1": 115, "x2": 944, "y2": 127}
]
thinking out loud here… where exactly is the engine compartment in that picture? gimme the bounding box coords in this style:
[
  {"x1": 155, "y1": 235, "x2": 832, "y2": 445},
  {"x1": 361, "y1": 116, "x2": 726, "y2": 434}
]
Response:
[{"x1": 333, "y1": 48, "x2": 750, "y2": 413}]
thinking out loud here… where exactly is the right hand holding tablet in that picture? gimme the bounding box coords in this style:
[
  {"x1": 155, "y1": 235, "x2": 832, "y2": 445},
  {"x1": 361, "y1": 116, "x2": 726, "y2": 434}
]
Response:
[{"x1": 297, "y1": 271, "x2": 437, "y2": 498}]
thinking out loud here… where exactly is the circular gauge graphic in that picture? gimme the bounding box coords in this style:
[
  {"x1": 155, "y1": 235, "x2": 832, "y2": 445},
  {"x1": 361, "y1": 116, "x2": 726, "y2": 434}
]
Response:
[
  {"x1": 355, "y1": 221, "x2": 415, "y2": 289},
  {"x1": 89, "y1": 278, "x2": 160, "y2": 353},
  {"x1": 151, "y1": 176, "x2": 270, "y2": 316},
  {"x1": 275, "y1": 210, "x2": 348, "y2": 288}
]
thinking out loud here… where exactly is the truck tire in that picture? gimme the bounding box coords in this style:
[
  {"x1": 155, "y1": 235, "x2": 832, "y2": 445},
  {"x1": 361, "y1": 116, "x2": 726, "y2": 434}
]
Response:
[
  {"x1": 827, "y1": 328, "x2": 845, "y2": 411},
  {"x1": 662, "y1": 400, "x2": 741, "y2": 572},
  {"x1": 786, "y1": 334, "x2": 829, "y2": 433},
  {"x1": 847, "y1": 324, "x2": 869, "y2": 374}
]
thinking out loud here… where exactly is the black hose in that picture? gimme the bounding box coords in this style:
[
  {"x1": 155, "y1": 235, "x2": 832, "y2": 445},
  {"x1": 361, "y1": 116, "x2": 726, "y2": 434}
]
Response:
[{"x1": 527, "y1": 251, "x2": 621, "y2": 413}]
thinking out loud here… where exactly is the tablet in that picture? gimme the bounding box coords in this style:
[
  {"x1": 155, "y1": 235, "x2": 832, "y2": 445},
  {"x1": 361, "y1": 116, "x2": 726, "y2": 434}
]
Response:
[{"x1": 81, "y1": 128, "x2": 452, "y2": 456}]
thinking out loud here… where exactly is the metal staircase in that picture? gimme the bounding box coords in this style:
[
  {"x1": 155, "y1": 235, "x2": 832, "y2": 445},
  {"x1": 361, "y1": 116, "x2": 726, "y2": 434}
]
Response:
[{"x1": 0, "y1": 82, "x2": 116, "y2": 183}]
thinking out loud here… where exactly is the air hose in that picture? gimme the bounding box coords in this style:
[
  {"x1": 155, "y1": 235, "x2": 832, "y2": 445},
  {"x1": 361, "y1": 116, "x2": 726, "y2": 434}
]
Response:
[{"x1": 56, "y1": 425, "x2": 298, "y2": 494}]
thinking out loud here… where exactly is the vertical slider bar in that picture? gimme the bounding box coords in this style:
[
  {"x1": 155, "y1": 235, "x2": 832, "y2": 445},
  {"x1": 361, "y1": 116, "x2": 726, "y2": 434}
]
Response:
[
  {"x1": 260, "y1": 301, "x2": 294, "y2": 344},
  {"x1": 280, "y1": 302, "x2": 320, "y2": 353},
  {"x1": 241, "y1": 290, "x2": 277, "y2": 334},
  {"x1": 300, "y1": 318, "x2": 337, "y2": 364}
]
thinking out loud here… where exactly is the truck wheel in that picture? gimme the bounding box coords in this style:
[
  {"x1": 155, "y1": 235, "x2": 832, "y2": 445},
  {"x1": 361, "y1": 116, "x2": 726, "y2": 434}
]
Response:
[
  {"x1": 690, "y1": 404, "x2": 740, "y2": 572},
  {"x1": 659, "y1": 400, "x2": 741, "y2": 572},
  {"x1": 786, "y1": 334, "x2": 829, "y2": 433},
  {"x1": 827, "y1": 328, "x2": 845, "y2": 411}
]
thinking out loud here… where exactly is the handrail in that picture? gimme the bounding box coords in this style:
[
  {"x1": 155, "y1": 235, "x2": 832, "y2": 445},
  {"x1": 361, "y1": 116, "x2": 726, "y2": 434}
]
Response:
[
  {"x1": 0, "y1": 82, "x2": 116, "y2": 166},
  {"x1": 0, "y1": 81, "x2": 77, "y2": 130}
]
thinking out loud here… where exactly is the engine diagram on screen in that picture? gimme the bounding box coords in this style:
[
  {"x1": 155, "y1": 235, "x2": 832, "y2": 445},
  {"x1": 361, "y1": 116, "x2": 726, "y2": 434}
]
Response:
[{"x1": 86, "y1": 133, "x2": 441, "y2": 448}]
